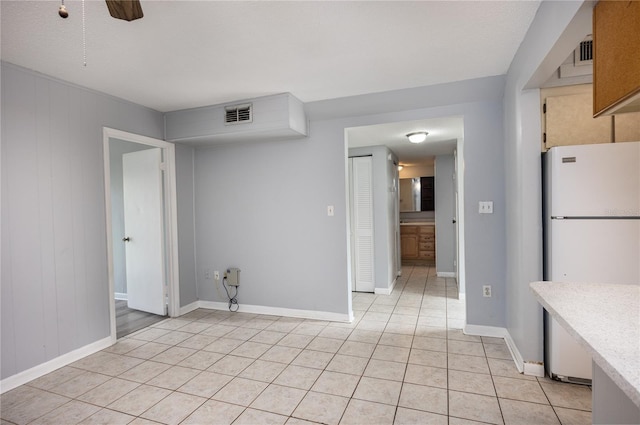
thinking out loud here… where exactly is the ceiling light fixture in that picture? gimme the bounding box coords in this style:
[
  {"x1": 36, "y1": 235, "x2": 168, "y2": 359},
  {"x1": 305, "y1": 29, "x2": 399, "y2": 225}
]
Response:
[
  {"x1": 397, "y1": 165, "x2": 404, "y2": 171},
  {"x1": 406, "y1": 131, "x2": 428, "y2": 144}
]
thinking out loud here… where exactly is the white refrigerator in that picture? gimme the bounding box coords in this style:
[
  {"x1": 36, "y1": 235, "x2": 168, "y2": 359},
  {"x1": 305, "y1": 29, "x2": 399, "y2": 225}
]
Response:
[{"x1": 543, "y1": 141, "x2": 640, "y2": 383}]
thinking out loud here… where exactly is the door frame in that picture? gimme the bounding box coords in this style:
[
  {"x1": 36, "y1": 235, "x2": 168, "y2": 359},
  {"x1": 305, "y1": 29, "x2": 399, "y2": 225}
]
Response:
[{"x1": 102, "y1": 127, "x2": 180, "y2": 343}]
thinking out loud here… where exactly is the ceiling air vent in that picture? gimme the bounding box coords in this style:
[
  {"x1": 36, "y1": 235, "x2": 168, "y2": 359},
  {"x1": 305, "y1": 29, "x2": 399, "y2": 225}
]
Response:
[
  {"x1": 559, "y1": 35, "x2": 593, "y2": 79},
  {"x1": 576, "y1": 38, "x2": 593, "y2": 64},
  {"x1": 225, "y1": 103, "x2": 252, "y2": 125}
]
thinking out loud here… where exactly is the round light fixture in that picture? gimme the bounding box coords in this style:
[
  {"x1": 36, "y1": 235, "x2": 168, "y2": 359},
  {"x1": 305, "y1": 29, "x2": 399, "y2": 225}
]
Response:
[
  {"x1": 406, "y1": 131, "x2": 428, "y2": 144},
  {"x1": 397, "y1": 165, "x2": 404, "y2": 171}
]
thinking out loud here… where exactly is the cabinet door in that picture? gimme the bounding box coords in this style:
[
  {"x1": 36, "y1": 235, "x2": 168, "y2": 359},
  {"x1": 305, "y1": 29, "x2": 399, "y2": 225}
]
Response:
[
  {"x1": 401, "y1": 234, "x2": 418, "y2": 259},
  {"x1": 546, "y1": 92, "x2": 611, "y2": 148},
  {"x1": 350, "y1": 156, "x2": 375, "y2": 292}
]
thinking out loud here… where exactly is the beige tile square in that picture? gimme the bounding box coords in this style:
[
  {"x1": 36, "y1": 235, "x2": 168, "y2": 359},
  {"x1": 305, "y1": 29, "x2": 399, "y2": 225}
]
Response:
[
  {"x1": 412, "y1": 336, "x2": 447, "y2": 352},
  {"x1": 539, "y1": 381, "x2": 592, "y2": 411},
  {"x1": 318, "y1": 327, "x2": 353, "y2": 340},
  {"x1": 30, "y1": 400, "x2": 100, "y2": 425},
  {"x1": 292, "y1": 349, "x2": 334, "y2": 369},
  {"x1": 177, "y1": 350, "x2": 224, "y2": 370},
  {"x1": 484, "y1": 343, "x2": 512, "y2": 360},
  {"x1": 77, "y1": 377, "x2": 139, "y2": 407},
  {"x1": 311, "y1": 371, "x2": 360, "y2": 397},
  {"x1": 447, "y1": 329, "x2": 481, "y2": 343},
  {"x1": 178, "y1": 371, "x2": 232, "y2": 398},
  {"x1": 267, "y1": 320, "x2": 304, "y2": 333},
  {"x1": 372, "y1": 344, "x2": 410, "y2": 363},
  {"x1": 398, "y1": 383, "x2": 448, "y2": 415},
  {"x1": 239, "y1": 359, "x2": 287, "y2": 383},
  {"x1": 448, "y1": 353, "x2": 490, "y2": 375},
  {"x1": 118, "y1": 360, "x2": 171, "y2": 383},
  {"x1": 177, "y1": 334, "x2": 217, "y2": 350},
  {"x1": 553, "y1": 406, "x2": 592, "y2": 425},
  {"x1": 368, "y1": 304, "x2": 395, "y2": 314},
  {"x1": 129, "y1": 328, "x2": 171, "y2": 342},
  {"x1": 449, "y1": 369, "x2": 496, "y2": 396},
  {"x1": 378, "y1": 332, "x2": 413, "y2": 348},
  {"x1": 129, "y1": 418, "x2": 164, "y2": 425},
  {"x1": 0, "y1": 387, "x2": 70, "y2": 425},
  {"x1": 414, "y1": 326, "x2": 447, "y2": 339},
  {"x1": 181, "y1": 399, "x2": 244, "y2": 425},
  {"x1": 250, "y1": 384, "x2": 308, "y2": 416},
  {"x1": 274, "y1": 365, "x2": 323, "y2": 390},
  {"x1": 353, "y1": 376, "x2": 402, "y2": 406},
  {"x1": 448, "y1": 340, "x2": 485, "y2": 357},
  {"x1": 224, "y1": 327, "x2": 261, "y2": 341},
  {"x1": 177, "y1": 321, "x2": 212, "y2": 334},
  {"x1": 403, "y1": 364, "x2": 447, "y2": 388},
  {"x1": 326, "y1": 354, "x2": 368, "y2": 376},
  {"x1": 449, "y1": 390, "x2": 503, "y2": 425},
  {"x1": 356, "y1": 320, "x2": 387, "y2": 332},
  {"x1": 384, "y1": 322, "x2": 417, "y2": 335},
  {"x1": 408, "y1": 348, "x2": 447, "y2": 369},
  {"x1": 494, "y1": 376, "x2": 548, "y2": 404},
  {"x1": 153, "y1": 318, "x2": 191, "y2": 331},
  {"x1": 146, "y1": 366, "x2": 200, "y2": 390},
  {"x1": 202, "y1": 337, "x2": 244, "y2": 354},
  {"x1": 151, "y1": 346, "x2": 197, "y2": 365},
  {"x1": 364, "y1": 359, "x2": 407, "y2": 382},
  {"x1": 482, "y1": 336, "x2": 505, "y2": 345},
  {"x1": 141, "y1": 391, "x2": 206, "y2": 425},
  {"x1": 417, "y1": 316, "x2": 447, "y2": 327},
  {"x1": 234, "y1": 408, "x2": 288, "y2": 425},
  {"x1": 277, "y1": 333, "x2": 314, "y2": 349},
  {"x1": 292, "y1": 391, "x2": 349, "y2": 425},
  {"x1": 26, "y1": 366, "x2": 85, "y2": 391},
  {"x1": 487, "y1": 358, "x2": 535, "y2": 380},
  {"x1": 72, "y1": 352, "x2": 143, "y2": 376},
  {"x1": 499, "y1": 398, "x2": 560, "y2": 424},
  {"x1": 292, "y1": 323, "x2": 326, "y2": 336},
  {"x1": 78, "y1": 408, "x2": 136, "y2": 425},
  {"x1": 126, "y1": 342, "x2": 172, "y2": 360},
  {"x1": 260, "y1": 345, "x2": 302, "y2": 364},
  {"x1": 444, "y1": 417, "x2": 488, "y2": 425},
  {"x1": 49, "y1": 371, "x2": 111, "y2": 398},
  {"x1": 251, "y1": 330, "x2": 287, "y2": 344},
  {"x1": 230, "y1": 341, "x2": 272, "y2": 359},
  {"x1": 152, "y1": 331, "x2": 193, "y2": 346},
  {"x1": 212, "y1": 377, "x2": 268, "y2": 406},
  {"x1": 207, "y1": 354, "x2": 254, "y2": 376},
  {"x1": 340, "y1": 399, "x2": 396, "y2": 425},
  {"x1": 108, "y1": 384, "x2": 171, "y2": 416},
  {"x1": 103, "y1": 339, "x2": 147, "y2": 355},
  {"x1": 200, "y1": 324, "x2": 237, "y2": 338},
  {"x1": 306, "y1": 337, "x2": 344, "y2": 353},
  {"x1": 394, "y1": 407, "x2": 448, "y2": 424},
  {"x1": 347, "y1": 329, "x2": 383, "y2": 344}
]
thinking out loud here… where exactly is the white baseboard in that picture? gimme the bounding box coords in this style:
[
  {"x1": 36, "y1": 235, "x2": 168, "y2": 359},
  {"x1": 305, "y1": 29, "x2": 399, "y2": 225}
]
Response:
[
  {"x1": 464, "y1": 324, "x2": 508, "y2": 339},
  {"x1": 436, "y1": 272, "x2": 456, "y2": 278},
  {"x1": 179, "y1": 300, "x2": 200, "y2": 316},
  {"x1": 197, "y1": 300, "x2": 352, "y2": 323},
  {"x1": 504, "y1": 331, "x2": 525, "y2": 373},
  {"x1": 114, "y1": 293, "x2": 128, "y2": 301},
  {"x1": 523, "y1": 361, "x2": 545, "y2": 377},
  {"x1": 0, "y1": 336, "x2": 112, "y2": 394},
  {"x1": 375, "y1": 277, "x2": 397, "y2": 295}
]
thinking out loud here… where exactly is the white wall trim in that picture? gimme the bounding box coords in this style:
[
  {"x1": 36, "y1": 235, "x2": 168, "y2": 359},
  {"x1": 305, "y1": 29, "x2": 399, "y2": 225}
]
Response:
[
  {"x1": 114, "y1": 293, "x2": 128, "y2": 301},
  {"x1": 179, "y1": 301, "x2": 200, "y2": 316},
  {"x1": 464, "y1": 325, "x2": 542, "y2": 376},
  {"x1": 375, "y1": 277, "x2": 396, "y2": 295},
  {"x1": 437, "y1": 272, "x2": 456, "y2": 278},
  {"x1": 198, "y1": 300, "x2": 352, "y2": 323},
  {"x1": 0, "y1": 336, "x2": 112, "y2": 394}
]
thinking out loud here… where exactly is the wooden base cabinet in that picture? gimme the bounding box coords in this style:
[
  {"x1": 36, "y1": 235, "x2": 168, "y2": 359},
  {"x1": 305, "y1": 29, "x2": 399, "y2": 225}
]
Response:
[{"x1": 401, "y1": 225, "x2": 436, "y2": 262}]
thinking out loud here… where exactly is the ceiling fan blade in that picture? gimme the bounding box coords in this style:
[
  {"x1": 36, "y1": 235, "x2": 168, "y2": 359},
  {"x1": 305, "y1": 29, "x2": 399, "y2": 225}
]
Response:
[{"x1": 105, "y1": 0, "x2": 143, "y2": 22}]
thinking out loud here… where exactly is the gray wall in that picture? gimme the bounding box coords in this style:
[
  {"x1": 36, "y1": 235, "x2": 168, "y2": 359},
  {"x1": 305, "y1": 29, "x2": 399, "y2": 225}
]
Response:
[
  {"x1": 348, "y1": 145, "x2": 399, "y2": 291},
  {"x1": 435, "y1": 155, "x2": 455, "y2": 274},
  {"x1": 175, "y1": 143, "x2": 198, "y2": 307},
  {"x1": 191, "y1": 75, "x2": 507, "y2": 327},
  {"x1": 503, "y1": 1, "x2": 590, "y2": 363},
  {"x1": 109, "y1": 139, "x2": 153, "y2": 296},
  {"x1": 1, "y1": 62, "x2": 165, "y2": 379}
]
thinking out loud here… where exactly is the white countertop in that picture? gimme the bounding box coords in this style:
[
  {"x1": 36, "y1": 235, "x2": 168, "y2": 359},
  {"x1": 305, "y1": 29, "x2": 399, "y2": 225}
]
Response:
[{"x1": 529, "y1": 281, "x2": 640, "y2": 407}]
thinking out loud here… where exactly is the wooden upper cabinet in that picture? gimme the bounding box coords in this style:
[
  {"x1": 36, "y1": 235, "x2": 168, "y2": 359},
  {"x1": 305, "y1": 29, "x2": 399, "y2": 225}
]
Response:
[{"x1": 593, "y1": 0, "x2": 640, "y2": 116}]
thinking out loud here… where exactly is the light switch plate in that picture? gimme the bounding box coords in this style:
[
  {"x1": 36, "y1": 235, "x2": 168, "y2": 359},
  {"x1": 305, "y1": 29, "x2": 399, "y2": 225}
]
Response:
[
  {"x1": 479, "y1": 201, "x2": 493, "y2": 214},
  {"x1": 327, "y1": 205, "x2": 334, "y2": 216}
]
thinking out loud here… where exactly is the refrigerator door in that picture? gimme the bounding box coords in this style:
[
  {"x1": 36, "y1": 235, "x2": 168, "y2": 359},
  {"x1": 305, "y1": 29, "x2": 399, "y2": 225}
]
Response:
[
  {"x1": 546, "y1": 218, "x2": 640, "y2": 381},
  {"x1": 548, "y1": 142, "x2": 640, "y2": 217}
]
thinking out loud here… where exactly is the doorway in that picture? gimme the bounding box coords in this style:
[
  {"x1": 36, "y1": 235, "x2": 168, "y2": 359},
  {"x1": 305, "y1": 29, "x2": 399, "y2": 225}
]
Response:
[{"x1": 103, "y1": 128, "x2": 180, "y2": 342}]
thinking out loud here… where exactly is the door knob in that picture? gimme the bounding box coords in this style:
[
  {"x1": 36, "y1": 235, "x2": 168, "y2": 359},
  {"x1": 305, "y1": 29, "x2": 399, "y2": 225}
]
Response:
[
  {"x1": 452, "y1": 219, "x2": 457, "y2": 224},
  {"x1": 122, "y1": 237, "x2": 131, "y2": 242}
]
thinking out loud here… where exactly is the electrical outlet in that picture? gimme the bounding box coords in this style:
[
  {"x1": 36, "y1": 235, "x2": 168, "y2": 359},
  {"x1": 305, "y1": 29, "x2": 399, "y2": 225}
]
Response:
[
  {"x1": 327, "y1": 205, "x2": 334, "y2": 216},
  {"x1": 483, "y1": 285, "x2": 492, "y2": 297},
  {"x1": 214, "y1": 271, "x2": 220, "y2": 280}
]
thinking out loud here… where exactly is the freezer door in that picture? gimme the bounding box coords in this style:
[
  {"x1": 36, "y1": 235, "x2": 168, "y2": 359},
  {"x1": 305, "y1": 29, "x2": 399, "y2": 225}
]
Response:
[
  {"x1": 548, "y1": 142, "x2": 640, "y2": 217},
  {"x1": 548, "y1": 219, "x2": 640, "y2": 284}
]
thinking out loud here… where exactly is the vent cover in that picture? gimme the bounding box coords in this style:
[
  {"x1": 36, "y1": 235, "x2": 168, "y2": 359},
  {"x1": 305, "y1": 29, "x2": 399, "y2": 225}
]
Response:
[
  {"x1": 225, "y1": 103, "x2": 252, "y2": 125},
  {"x1": 574, "y1": 36, "x2": 593, "y2": 65}
]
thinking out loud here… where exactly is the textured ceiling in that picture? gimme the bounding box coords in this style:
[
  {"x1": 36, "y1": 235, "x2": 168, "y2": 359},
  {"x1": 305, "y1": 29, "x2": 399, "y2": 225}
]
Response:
[{"x1": 1, "y1": 0, "x2": 541, "y2": 113}]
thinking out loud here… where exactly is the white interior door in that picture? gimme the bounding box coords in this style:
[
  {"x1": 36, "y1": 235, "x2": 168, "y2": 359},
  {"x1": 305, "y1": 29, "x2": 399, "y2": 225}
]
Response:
[
  {"x1": 350, "y1": 156, "x2": 375, "y2": 293},
  {"x1": 123, "y1": 148, "x2": 166, "y2": 315}
]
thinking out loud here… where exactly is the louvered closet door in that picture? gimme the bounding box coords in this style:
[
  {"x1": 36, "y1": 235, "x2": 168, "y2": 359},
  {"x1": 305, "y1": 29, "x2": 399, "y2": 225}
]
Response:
[{"x1": 350, "y1": 156, "x2": 375, "y2": 293}]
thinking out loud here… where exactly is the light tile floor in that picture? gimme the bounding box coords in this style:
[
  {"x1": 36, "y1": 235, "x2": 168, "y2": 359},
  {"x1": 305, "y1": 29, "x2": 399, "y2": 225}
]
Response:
[{"x1": 1, "y1": 265, "x2": 592, "y2": 425}]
